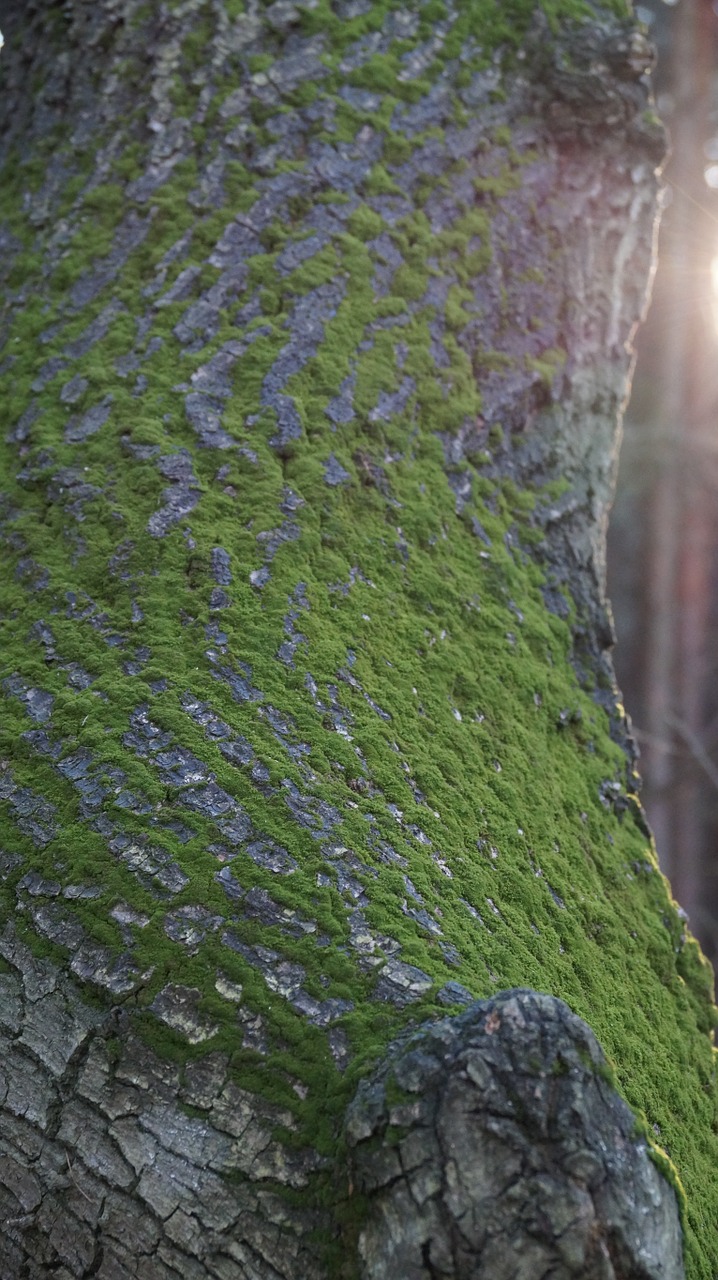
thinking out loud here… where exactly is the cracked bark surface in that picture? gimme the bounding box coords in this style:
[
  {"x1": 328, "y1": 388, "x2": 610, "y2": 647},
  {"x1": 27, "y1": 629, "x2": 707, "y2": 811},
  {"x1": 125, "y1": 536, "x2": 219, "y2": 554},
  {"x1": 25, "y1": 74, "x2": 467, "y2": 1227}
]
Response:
[
  {"x1": 346, "y1": 989, "x2": 684, "y2": 1280},
  {"x1": 0, "y1": 951, "x2": 686, "y2": 1279},
  {"x1": 0, "y1": 0, "x2": 709, "y2": 1276},
  {"x1": 0, "y1": 922, "x2": 329, "y2": 1280}
]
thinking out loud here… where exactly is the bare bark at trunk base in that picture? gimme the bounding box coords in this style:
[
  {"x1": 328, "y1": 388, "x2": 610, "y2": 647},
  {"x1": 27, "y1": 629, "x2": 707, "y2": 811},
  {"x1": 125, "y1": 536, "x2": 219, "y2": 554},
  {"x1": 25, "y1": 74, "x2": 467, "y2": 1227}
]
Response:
[{"x1": 347, "y1": 989, "x2": 684, "y2": 1280}]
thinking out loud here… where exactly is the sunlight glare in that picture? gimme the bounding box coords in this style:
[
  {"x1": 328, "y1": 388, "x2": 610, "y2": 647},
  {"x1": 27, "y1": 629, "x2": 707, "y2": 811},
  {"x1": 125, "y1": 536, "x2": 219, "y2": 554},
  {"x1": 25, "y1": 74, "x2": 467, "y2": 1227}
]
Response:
[{"x1": 711, "y1": 256, "x2": 718, "y2": 337}]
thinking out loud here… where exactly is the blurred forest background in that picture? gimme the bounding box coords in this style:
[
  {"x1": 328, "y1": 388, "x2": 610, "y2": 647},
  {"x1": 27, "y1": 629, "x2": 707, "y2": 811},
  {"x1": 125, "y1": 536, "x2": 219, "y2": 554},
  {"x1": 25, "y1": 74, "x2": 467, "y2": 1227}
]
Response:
[{"x1": 608, "y1": 0, "x2": 718, "y2": 966}]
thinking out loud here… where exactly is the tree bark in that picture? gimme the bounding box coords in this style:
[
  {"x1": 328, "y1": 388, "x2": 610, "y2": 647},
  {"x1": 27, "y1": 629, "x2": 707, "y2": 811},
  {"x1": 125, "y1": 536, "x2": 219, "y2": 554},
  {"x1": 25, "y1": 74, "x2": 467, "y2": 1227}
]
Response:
[{"x1": 0, "y1": 2, "x2": 714, "y2": 1277}]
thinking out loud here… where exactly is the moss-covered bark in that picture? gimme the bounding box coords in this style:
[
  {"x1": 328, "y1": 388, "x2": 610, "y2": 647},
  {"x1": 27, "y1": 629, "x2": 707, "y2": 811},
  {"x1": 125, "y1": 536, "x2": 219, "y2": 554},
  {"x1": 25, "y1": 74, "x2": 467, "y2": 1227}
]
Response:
[{"x1": 0, "y1": 1, "x2": 714, "y2": 1276}]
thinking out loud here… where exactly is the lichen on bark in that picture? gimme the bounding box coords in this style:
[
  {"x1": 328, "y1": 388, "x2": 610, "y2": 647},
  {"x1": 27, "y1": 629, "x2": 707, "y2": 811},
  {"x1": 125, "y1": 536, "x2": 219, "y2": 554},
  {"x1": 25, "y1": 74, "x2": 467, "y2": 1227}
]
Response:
[{"x1": 0, "y1": 1, "x2": 715, "y2": 1277}]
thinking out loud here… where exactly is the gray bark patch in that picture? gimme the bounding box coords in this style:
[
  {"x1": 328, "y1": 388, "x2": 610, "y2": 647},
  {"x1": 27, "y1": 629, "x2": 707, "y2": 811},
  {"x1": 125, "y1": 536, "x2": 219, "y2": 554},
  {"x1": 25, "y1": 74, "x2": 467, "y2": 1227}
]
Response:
[{"x1": 346, "y1": 989, "x2": 685, "y2": 1279}]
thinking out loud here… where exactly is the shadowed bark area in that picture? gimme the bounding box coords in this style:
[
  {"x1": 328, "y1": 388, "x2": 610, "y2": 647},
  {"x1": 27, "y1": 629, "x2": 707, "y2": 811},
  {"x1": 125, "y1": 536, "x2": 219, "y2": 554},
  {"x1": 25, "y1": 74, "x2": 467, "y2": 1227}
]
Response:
[{"x1": 0, "y1": 1, "x2": 714, "y2": 1277}]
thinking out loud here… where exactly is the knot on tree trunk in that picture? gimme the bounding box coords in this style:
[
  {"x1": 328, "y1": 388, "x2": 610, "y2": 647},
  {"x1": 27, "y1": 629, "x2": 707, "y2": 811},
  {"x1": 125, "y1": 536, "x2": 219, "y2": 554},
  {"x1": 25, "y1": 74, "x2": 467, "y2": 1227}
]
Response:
[
  {"x1": 522, "y1": 5, "x2": 666, "y2": 163},
  {"x1": 345, "y1": 989, "x2": 684, "y2": 1279}
]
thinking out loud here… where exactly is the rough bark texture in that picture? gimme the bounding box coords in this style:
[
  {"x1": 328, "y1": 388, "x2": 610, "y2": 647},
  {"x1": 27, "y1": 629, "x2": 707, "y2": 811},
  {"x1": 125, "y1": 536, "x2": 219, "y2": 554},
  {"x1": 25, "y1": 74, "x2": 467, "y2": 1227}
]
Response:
[
  {"x1": 0, "y1": 1, "x2": 715, "y2": 1277},
  {"x1": 347, "y1": 989, "x2": 684, "y2": 1279}
]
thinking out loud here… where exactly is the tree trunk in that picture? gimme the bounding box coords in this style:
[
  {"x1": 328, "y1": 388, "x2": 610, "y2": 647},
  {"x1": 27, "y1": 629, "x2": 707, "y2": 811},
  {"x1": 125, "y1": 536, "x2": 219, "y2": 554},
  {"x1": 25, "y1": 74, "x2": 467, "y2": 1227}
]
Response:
[{"x1": 0, "y1": 2, "x2": 714, "y2": 1277}]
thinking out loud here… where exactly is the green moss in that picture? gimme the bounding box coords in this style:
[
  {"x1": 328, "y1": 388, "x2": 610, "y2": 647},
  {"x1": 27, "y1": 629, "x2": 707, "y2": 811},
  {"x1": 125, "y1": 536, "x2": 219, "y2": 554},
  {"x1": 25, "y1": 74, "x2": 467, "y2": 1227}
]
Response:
[
  {"x1": 473, "y1": 168, "x2": 522, "y2": 199},
  {"x1": 445, "y1": 283, "x2": 476, "y2": 331},
  {"x1": 249, "y1": 53, "x2": 275, "y2": 74},
  {"x1": 527, "y1": 346, "x2": 568, "y2": 386}
]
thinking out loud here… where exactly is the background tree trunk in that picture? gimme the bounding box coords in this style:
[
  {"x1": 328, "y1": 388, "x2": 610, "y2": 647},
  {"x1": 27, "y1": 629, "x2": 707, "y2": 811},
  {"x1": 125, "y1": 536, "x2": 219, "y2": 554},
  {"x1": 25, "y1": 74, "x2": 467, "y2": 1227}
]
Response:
[
  {"x1": 0, "y1": 1, "x2": 715, "y2": 1277},
  {"x1": 607, "y1": 0, "x2": 718, "y2": 969},
  {"x1": 637, "y1": 0, "x2": 718, "y2": 941}
]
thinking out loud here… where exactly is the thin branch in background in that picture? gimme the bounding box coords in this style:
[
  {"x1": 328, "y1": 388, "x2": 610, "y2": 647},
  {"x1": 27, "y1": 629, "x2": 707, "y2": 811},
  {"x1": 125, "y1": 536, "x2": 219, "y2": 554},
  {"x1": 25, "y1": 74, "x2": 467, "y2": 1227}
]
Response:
[
  {"x1": 631, "y1": 725, "x2": 687, "y2": 757},
  {"x1": 665, "y1": 713, "x2": 718, "y2": 793}
]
